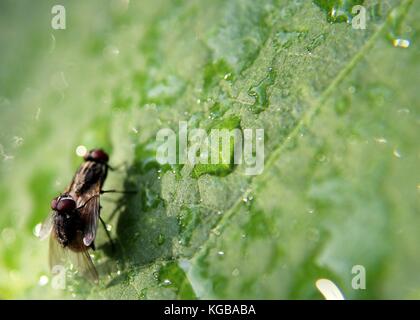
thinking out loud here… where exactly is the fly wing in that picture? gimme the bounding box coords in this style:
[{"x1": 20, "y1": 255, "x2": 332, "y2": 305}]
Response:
[
  {"x1": 37, "y1": 213, "x2": 54, "y2": 240},
  {"x1": 49, "y1": 230, "x2": 99, "y2": 284},
  {"x1": 70, "y1": 161, "x2": 105, "y2": 247},
  {"x1": 49, "y1": 231, "x2": 67, "y2": 271},
  {"x1": 67, "y1": 247, "x2": 99, "y2": 284},
  {"x1": 71, "y1": 161, "x2": 107, "y2": 196},
  {"x1": 78, "y1": 191, "x2": 100, "y2": 247}
]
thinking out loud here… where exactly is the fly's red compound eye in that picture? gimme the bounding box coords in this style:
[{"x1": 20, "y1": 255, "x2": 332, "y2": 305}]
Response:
[
  {"x1": 85, "y1": 149, "x2": 109, "y2": 163},
  {"x1": 50, "y1": 197, "x2": 58, "y2": 210},
  {"x1": 56, "y1": 197, "x2": 76, "y2": 212}
]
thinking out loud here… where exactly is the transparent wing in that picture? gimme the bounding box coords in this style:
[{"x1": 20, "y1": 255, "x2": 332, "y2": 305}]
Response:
[
  {"x1": 79, "y1": 194, "x2": 100, "y2": 247},
  {"x1": 67, "y1": 247, "x2": 99, "y2": 284},
  {"x1": 49, "y1": 230, "x2": 99, "y2": 284},
  {"x1": 36, "y1": 213, "x2": 54, "y2": 240},
  {"x1": 48, "y1": 231, "x2": 67, "y2": 271}
]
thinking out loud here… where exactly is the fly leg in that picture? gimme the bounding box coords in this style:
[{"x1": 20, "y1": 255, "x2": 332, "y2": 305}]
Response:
[
  {"x1": 99, "y1": 213, "x2": 115, "y2": 252},
  {"x1": 101, "y1": 189, "x2": 137, "y2": 195},
  {"x1": 107, "y1": 202, "x2": 125, "y2": 222},
  {"x1": 107, "y1": 162, "x2": 129, "y2": 171},
  {"x1": 77, "y1": 194, "x2": 99, "y2": 210}
]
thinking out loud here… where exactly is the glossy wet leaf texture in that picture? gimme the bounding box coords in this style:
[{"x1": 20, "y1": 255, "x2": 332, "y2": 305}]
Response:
[{"x1": 0, "y1": 0, "x2": 418, "y2": 299}]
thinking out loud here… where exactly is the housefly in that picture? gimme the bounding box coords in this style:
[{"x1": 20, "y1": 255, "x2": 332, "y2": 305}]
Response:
[
  {"x1": 38, "y1": 148, "x2": 112, "y2": 283},
  {"x1": 38, "y1": 194, "x2": 99, "y2": 282},
  {"x1": 69, "y1": 148, "x2": 110, "y2": 247}
]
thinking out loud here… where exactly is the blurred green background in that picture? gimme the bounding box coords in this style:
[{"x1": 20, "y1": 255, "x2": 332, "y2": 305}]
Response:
[{"x1": 0, "y1": 0, "x2": 418, "y2": 299}]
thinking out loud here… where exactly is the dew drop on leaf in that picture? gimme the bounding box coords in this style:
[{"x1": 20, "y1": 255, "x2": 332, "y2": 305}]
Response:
[{"x1": 393, "y1": 149, "x2": 402, "y2": 158}]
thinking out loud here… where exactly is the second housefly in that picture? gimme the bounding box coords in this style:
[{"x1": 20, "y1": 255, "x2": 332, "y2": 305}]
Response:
[{"x1": 38, "y1": 149, "x2": 112, "y2": 283}]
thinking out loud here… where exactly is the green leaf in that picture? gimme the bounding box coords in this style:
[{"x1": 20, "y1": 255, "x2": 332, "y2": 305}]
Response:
[{"x1": 0, "y1": 0, "x2": 418, "y2": 299}]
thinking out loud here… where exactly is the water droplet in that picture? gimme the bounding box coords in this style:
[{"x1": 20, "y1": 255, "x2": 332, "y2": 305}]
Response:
[
  {"x1": 392, "y1": 38, "x2": 410, "y2": 48},
  {"x1": 12, "y1": 136, "x2": 23, "y2": 147},
  {"x1": 106, "y1": 224, "x2": 112, "y2": 232},
  {"x1": 307, "y1": 208, "x2": 315, "y2": 214},
  {"x1": 248, "y1": 68, "x2": 276, "y2": 113},
  {"x1": 104, "y1": 45, "x2": 120, "y2": 57},
  {"x1": 374, "y1": 137, "x2": 387, "y2": 144},
  {"x1": 33, "y1": 223, "x2": 42, "y2": 237},
  {"x1": 223, "y1": 73, "x2": 232, "y2": 80},
  {"x1": 242, "y1": 195, "x2": 253, "y2": 205},
  {"x1": 314, "y1": 0, "x2": 360, "y2": 24},
  {"x1": 162, "y1": 279, "x2": 172, "y2": 286},
  {"x1": 38, "y1": 275, "x2": 49, "y2": 286},
  {"x1": 393, "y1": 149, "x2": 402, "y2": 158},
  {"x1": 348, "y1": 86, "x2": 356, "y2": 94},
  {"x1": 232, "y1": 268, "x2": 240, "y2": 277},
  {"x1": 217, "y1": 251, "x2": 225, "y2": 256},
  {"x1": 75, "y1": 145, "x2": 87, "y2": 157}
]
